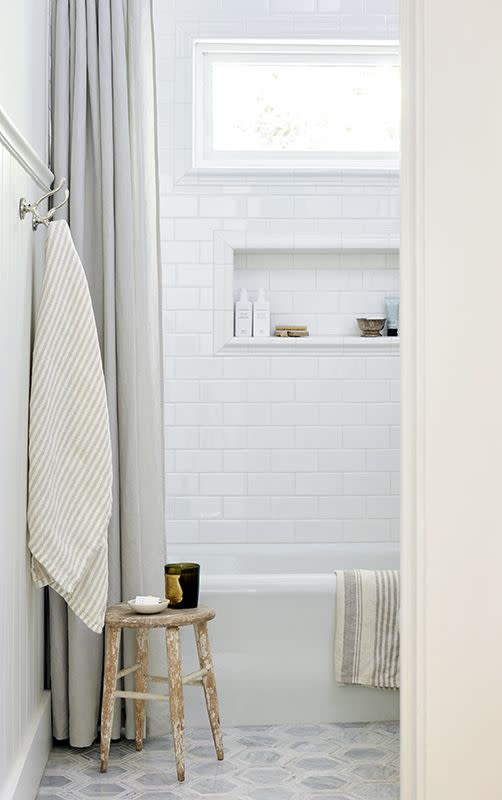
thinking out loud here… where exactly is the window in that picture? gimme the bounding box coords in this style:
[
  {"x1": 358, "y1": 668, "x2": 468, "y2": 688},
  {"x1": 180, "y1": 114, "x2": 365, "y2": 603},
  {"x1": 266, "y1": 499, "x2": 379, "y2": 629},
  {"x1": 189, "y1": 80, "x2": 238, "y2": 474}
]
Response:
[{"x1": 193, "y1": 40, "x2": 400, "y2": 171}]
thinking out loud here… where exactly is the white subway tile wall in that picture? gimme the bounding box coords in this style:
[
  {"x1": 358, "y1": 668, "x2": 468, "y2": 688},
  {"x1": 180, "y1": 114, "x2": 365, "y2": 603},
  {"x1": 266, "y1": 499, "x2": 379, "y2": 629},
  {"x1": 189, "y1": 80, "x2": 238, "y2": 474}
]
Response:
[{"x1": 154, "y1": 0, "x2": 400, "y2": 546}]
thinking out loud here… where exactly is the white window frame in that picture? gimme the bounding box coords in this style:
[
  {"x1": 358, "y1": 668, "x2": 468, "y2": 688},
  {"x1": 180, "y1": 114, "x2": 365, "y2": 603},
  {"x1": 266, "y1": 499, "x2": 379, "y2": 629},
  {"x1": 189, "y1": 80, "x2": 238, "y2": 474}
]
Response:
[{"x1": 193, "y1": 39, "x2": 400, "y2": 172}]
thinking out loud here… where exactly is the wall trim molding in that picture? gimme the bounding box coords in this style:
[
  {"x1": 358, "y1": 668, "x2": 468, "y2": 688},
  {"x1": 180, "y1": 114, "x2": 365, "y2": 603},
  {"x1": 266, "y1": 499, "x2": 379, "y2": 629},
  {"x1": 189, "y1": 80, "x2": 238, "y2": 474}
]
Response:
[
  {"x1": 400, "y1": 0, "x2": 425, "y2": 798},
  {"x1": 0, "y1": 104, "x2": 53, "y2": 190},
  {"x1": 2, "y1": 691, "x2": 51, "y2": 800}
]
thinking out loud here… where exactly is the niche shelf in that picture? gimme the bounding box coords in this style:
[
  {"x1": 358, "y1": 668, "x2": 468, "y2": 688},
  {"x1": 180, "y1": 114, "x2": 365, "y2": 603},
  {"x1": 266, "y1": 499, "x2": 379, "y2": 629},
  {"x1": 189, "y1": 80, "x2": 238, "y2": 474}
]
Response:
[{"x1": 213, "y1": 231, "x2": 400, "y2": 357}]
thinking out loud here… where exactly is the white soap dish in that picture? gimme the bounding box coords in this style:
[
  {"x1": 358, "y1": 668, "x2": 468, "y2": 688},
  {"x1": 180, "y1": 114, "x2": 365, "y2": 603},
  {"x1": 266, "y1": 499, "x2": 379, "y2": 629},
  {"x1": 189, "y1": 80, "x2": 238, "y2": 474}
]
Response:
[{"x1": 127, "y1": 597, "x2": 169, "y2": 615}]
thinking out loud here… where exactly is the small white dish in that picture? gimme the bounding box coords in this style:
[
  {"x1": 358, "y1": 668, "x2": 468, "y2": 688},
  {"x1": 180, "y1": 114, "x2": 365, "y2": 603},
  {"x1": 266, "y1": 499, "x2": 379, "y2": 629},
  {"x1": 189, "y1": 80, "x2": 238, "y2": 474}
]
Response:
[{"x1": 127, "y1": 598, "x2": 169, "y2": 615}]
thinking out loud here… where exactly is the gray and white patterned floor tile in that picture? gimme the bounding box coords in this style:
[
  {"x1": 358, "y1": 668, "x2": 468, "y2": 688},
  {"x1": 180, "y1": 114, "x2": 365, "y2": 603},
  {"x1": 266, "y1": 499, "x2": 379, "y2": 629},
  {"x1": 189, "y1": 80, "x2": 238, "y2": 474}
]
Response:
[{"x1": 37, "y1": 722, "x2": 399, "y2": 799}]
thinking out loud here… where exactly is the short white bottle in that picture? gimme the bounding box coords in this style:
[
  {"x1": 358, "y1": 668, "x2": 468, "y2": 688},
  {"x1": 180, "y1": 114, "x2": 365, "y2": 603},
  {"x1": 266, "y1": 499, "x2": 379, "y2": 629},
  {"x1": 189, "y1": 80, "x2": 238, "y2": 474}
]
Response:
[
  {"x1": 234, "y1": 288, "x2": 253, "y2": 337},
  {"x1": 253, "y1": 288, "x2": 271, "y2": 337}
]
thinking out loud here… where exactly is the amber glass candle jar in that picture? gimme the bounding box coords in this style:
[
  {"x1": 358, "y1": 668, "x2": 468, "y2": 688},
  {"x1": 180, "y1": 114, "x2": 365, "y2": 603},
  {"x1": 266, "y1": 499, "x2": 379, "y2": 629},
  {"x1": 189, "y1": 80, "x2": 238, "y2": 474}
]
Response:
[{"x1": 164, "y1": 563, "x2": 200, "y2": 609}]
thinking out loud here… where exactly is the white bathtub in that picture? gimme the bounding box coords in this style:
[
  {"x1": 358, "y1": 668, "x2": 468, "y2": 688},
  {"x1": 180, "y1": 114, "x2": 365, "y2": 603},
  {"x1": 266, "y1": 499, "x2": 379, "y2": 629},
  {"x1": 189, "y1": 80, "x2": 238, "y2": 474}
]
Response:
[{"x1": 167, "y1": 543, "x2": 400, "y2": 727}]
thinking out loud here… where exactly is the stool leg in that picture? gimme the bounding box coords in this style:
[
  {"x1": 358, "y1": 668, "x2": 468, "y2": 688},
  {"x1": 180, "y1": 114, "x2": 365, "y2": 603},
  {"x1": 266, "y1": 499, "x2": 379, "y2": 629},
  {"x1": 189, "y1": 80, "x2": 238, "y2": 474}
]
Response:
[
  {"x1": 194, "y1": 621, "x2": 224, "y2": 761},
  {"x1": 135, "y1": 628, "x2": 148, "y2": 751},
  {"x1": 100, "y1": 626, "x2": 121, "y2": 773},
  {"x1": 166, "y1": 627, "x2": 185, "y2": 781}
]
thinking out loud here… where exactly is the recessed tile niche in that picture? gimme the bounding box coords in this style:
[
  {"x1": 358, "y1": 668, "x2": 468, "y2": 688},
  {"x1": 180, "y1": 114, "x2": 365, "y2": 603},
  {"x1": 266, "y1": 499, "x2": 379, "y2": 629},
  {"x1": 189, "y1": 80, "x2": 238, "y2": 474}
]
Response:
[{"x1": 213, "y1": 231, "x2": 400, "y2": 356}]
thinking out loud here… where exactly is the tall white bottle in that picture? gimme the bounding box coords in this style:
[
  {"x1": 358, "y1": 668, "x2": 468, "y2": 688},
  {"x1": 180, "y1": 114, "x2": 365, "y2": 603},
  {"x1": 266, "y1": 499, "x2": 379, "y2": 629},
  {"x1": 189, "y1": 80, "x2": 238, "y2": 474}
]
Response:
[
  {"x1": 252, "y1": 288, "x2": 271, "y2": 337},
  {"x1": 234, "y1": 288, "x2": 253, "y2": 337}
]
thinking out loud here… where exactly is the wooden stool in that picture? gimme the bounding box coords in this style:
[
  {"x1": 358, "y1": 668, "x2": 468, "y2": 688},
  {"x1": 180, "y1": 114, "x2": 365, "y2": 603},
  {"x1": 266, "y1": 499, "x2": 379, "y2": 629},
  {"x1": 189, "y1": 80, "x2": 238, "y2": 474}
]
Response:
[{"x1": 99, "y1": 603, "x2": 224, "y2": 781}]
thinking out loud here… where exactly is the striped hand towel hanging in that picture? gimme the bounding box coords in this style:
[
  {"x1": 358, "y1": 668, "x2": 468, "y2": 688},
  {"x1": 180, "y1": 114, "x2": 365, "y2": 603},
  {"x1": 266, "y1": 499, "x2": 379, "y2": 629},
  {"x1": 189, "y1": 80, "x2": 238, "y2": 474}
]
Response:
[
  {"x1": 335, "y1": 569, "x2": 400, "y2": 689},
  {"x1": 28, "y1": 220, "x2": 112, "y2": 633}
]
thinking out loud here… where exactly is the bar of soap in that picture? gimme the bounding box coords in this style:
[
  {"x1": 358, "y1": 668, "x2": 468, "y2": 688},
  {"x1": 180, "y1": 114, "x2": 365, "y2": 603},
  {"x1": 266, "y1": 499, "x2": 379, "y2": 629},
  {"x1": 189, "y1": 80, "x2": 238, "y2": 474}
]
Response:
[{"x1": 134, "y1": 595, "x2": 161, "y2": 605}]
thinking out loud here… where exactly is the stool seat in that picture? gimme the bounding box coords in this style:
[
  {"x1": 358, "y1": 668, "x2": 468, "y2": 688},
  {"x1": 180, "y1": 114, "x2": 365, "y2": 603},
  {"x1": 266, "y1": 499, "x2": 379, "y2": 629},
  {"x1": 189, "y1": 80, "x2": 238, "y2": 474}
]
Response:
[
  {"x1": 105, "y1": 603, "x2": 215, "y2": 628},
  {"x1": 99, "y1": 602, "x2": 223, "y2": 782}
]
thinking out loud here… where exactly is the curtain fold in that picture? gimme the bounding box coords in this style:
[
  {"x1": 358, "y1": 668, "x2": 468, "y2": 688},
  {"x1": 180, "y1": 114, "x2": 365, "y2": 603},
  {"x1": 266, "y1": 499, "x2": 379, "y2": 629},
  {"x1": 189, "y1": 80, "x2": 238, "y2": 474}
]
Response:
[{"x1": 50, "y1": 0, "x2": 166, "y2": 747}]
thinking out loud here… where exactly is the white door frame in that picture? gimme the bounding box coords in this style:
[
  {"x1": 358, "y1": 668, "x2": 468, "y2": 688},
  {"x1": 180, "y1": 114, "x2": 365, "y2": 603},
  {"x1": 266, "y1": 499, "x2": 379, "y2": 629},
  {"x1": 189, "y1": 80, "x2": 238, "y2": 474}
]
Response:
[
  {"x1": 400, "y1": 1, "x2": 424, "y2": 796},
  {"x1": 400, "y1": 0, "x2": 502, "y2": 796}
]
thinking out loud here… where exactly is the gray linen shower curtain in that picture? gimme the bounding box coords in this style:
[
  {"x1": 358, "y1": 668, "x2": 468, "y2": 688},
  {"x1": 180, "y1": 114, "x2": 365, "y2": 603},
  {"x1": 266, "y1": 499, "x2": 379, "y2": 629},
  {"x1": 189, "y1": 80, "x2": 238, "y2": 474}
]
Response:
[{"x1": 50, "y1": 0, "x2": 166, "y2": 746}]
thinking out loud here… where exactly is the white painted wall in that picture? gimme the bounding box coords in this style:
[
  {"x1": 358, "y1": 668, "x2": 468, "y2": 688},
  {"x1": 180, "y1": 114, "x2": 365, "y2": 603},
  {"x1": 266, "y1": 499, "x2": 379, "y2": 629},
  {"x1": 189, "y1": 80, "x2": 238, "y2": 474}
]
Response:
[
  {"x1": 154, "y1": 0, "x2": 401, "y2": 551},
  {"x1": 400, "y1": 0, "x2": 502, "y2": 797},
  {"x1": 0, "y1": 2, "x2": 51, "y2": 798}
]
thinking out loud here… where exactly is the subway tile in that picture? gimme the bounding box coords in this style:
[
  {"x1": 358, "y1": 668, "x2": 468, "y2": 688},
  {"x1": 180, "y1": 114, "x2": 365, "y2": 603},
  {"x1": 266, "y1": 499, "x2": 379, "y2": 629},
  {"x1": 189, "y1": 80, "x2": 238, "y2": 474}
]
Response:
[
  {"x1": 292, "y1": 291, "x2": 340, "y2": 314},
  {"x1": 295, "y1": 519, "x2": 344, "y2": 542},
  {"x1": 224, "y1": 403, "x2": 272, "y2": 426},
  {"x1": 296, "y1": 426, "x2": 342, "y2": 449},
  {"x1": 319, "y1": 403, "x2": 366, "y2": 425},
  {"x1": 391, "y1": 472, "x2": 400, "y2": 495},
  {"x1": 175, "y1": 403, "x2": 223, "y2": 426},
  {"x1": 342, "y1": 381, "x2": 390, "y2": 402},
  {"x1": 270, "y1": 357, "x2": 318, "y2": 380},
  {"x1": 166, "y1": 520, "x2": 200, "y2": 543},
  {"x1": 319, "y1": 357, "x2": 366, "y2": 380},
  {"x1": 344, "y1": 472, "x2": 390, "y2": 495},
  {"x1": 390, "y1": 426, "x2": 400, "y2": 448},
  {"x1": 318, "y1": 449, "x2": 367, "y2": 472},
  {"x1": 247, "y1": 196, "x2": 295, "y2": 217},
  {"x1": 200, "y1": 473, "x2": 247, "y2": 496},
  {"x1": 174, "y1": 357, "x2": 223, "y2": 380},
  {"x1": 319, "y1": 496, "x2": 365, "y2": 518},
  {"x1": 199, "y1": 520, "x2": 248, "y2": 543},
  {"x1": 271, "y1": 496, "x2": 318, "y2": 519},
  {"x1": 247, "y1": 427, "x2": 296, "y2": 449},
  {"x1": 248, "y1": 473, "x2": 295, "y2": 496},
  {"x1": 224, "y1": 496, "x2": 271, "y2": 519},
  {"x1": 270, "y1": 0, "x2": 316, "y2": 12},
  {"x1": 200, "y1": 380, "x2": 247, "y2": 403},
  {"x1": 199, "y1": 196, "x2": 247, "y2": 217},
  {"x1": 339, "y1": 291, "x2": 386, "y2": 315},
  {"x1": 366, "y1": 403, "x2": 400, "y2": 425},
  {"x1": 163, "y1": 241, "x2": 200, "y2": 263},
  {"x1": 343, "y1": 519, "x2": 391, "y2": 542},
  {"x1": 294, "y1": 195, "x2": 342, "y2": 218},
  {"x1": 390, "y1": 380, "x2": 400, "y2": 402},
  {"x1": 366, "y1": 357, "x2": 400, "y2": 380},
  {"x1": 366, "y1": 449, "x2": 400, "y2": 471},
  {"x1": 247, "y1": 380, "x2": 295, "y2": 402},
  {"x1": 175, "y1": 450, "x2": 223, "y2": 473},
  {"x1": 160, "y1": 195, "x2": 198, "y2": 216},
  {"x1": 165, "y1": 426, "x2": 199, "y2": 449},
  {"x1": 271, "y1": 450, "x2": 318, "y2": 472},
  {"x1": 176, "y1": 265, "x2": 213, "y2": 288},
  {"x1": 270, "y1": 403, "x2": 319, "y2": 426},
  {"x1": 316, "y1": 269, "x2": 363, "y2": 291},
  {"x1": 166, "y1": 473, "x2": 199, "y2": 496},
  {"x1": 366, "y1": 495, "x2": 400, "y2": 518},
  {"x1": 174, "y1": 219, "x2": 219, "y2": 240},
  {"x1": 224, "y1": 450, "x2": 271, "y2": 472},
  {"x1": 223, "y1": 358, "x2": 271, "y2": 380},
  {"x1": 269, "y1": 269, "x2": 316, "y2": 292},
  {"x1": 174, "y1": 310, "x2": 212, "y2": 333},
  {"x1": 174, "y1": 497, "x2": 223, "y2": 520},
  {"x1": 295, "y1": 380, "x2": 342, "y2": 403},
  {"x1": 343, "y1": 426, "x2": 390, "y2": 449},
  {"x1": 248, "y1": 519, "x2": 295, "y2": 542},
  {"x1": 200, "y1": 427, "x2": 248, "y2": 450},
  {"x1": 296, "y1": 473, "x2": 343, "y2": 495}
]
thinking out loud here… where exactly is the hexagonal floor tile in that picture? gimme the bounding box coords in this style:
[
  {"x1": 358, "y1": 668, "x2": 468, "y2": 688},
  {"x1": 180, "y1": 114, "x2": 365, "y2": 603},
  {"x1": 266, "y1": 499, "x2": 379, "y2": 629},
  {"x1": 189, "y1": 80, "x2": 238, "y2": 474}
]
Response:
[
  {"x1": 295, "y1": 756, "x2": 345, "y2": 772},
  {"x1": 242, "y1": 767, "x2": 290, "y2": 786},
  {"x1": 191, "y1": 777, "x2": 238, "y2": 795},
  {"x1": 349, "y1": 782, "x2": 400, "y2": 799},
  {"x1": 236, "y1": 749, "x2": 281, "y2": 766},
  {"x1": 342, "y1": 747, "x2": 386, "y2": 761},
  {"x1": 351, "y1": 763, "x2": 400, "y2": 781},
  {"x1": 300, "y1": 775, "x2": 348, "y2": 792}
]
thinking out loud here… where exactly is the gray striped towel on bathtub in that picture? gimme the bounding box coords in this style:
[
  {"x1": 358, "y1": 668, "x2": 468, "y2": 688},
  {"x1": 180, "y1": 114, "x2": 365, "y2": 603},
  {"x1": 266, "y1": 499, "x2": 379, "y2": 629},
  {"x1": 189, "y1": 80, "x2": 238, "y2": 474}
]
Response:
[{"x1": 335, "y1": 570, "x2": 400, "y2": 689}]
